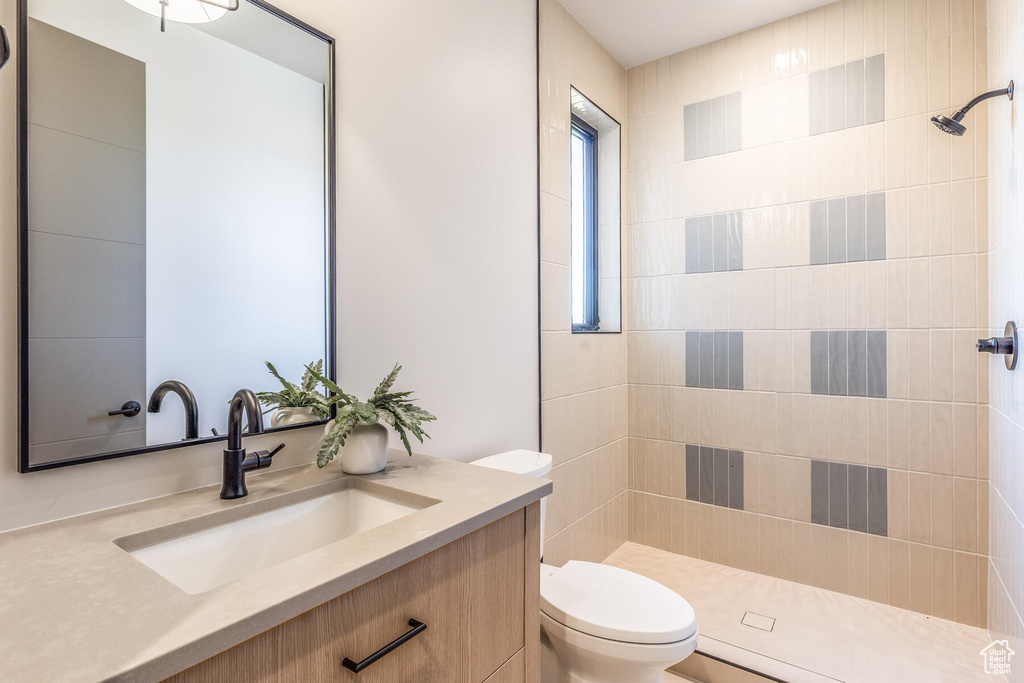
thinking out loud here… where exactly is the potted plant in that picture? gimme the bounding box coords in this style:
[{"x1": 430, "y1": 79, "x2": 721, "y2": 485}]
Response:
[
  {"x1": 255, "y1": 360, "x2": 330, "y2": 428},
  {"x1": 311, "y1": 364, "x2": 436, "y2": 474}
]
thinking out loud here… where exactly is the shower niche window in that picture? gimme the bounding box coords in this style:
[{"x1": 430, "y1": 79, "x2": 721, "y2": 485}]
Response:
[{"x1": 569, "y1": 87, "x2": 620, "y2": 333}]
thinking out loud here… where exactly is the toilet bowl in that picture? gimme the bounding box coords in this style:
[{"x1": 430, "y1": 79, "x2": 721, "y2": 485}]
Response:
[{"x1": 472, "y1": 450, "x2": 699, "y2": 683}]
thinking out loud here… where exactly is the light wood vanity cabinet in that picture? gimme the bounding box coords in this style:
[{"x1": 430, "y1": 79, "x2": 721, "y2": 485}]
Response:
[{"x1": 166, "y1": 504, "x2": 540, "y2": 683}]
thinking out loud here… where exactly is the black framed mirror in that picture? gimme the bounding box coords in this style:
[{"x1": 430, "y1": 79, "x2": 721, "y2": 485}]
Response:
[{"x1": 17, "y1": 0, "x2": 336, "y2": 472}]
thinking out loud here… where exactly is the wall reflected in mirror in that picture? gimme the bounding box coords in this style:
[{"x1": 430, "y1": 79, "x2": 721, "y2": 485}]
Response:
[
  {"x1": 569, "y1": 87, "x2": 620, "y2": 333},
  {"x1": 20, "y1": 0, "x2": 334, "y2": 470}
]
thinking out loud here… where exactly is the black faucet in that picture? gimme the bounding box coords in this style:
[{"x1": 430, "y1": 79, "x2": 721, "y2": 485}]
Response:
[
  {"x1": 220, "y1": 389, "x2": 284, "y2": 500},
  {"x1": 147, "y1": 380, "x2": 200, "y2": 440}
]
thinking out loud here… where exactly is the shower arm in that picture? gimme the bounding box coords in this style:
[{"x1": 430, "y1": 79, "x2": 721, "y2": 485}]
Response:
[{"x1": 954, "y1": 82, "x2": 1014, "y2": 117}]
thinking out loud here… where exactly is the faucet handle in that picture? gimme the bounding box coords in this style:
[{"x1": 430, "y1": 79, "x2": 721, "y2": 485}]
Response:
[{"x1": 249, "y1": 443, "x2": 285, "y2": 470}]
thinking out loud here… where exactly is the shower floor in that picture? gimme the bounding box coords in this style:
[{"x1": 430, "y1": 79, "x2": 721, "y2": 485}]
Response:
[{"x1": 605, "y1": 543, "x2": 1002, "y2": 683}]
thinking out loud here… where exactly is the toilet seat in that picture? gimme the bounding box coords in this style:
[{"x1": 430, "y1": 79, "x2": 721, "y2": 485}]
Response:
[{"x1": 540, "y1": 561, "x2": 697, "y2": 645}]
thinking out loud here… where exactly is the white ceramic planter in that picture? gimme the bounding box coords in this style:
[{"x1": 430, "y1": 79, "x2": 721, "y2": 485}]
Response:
[
  {"x1": 338, "y1": 423, "x2": 389, "y2": 474},
  {"x1": 270, "y1": 406, "x2": 319, "y2": 428}
]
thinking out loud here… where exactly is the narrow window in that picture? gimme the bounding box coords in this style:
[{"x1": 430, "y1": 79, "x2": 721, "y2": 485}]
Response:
[{"x1": 570, "y1": 114, "x2": 599, "y2": 331}]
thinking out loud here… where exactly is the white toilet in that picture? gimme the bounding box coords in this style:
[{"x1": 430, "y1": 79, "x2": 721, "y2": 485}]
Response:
[{"x1": 473, "y1": 450, "x2": 698, "y2": 683}]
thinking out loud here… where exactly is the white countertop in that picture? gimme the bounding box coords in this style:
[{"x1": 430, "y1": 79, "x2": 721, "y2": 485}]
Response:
[{"x1": 0, "y1": 452, "x2": 550, "y2": 682}]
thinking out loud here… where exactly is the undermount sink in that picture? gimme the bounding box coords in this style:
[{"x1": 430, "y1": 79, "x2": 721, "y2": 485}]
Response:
[{"x1": 116, "y1": 482, "x2": 433, "y2": 595}]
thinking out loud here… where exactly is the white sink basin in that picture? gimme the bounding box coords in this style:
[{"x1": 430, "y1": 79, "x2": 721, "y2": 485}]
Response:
[{"x1": 121, "y1": 486, "x2": 426, "y2": 594}]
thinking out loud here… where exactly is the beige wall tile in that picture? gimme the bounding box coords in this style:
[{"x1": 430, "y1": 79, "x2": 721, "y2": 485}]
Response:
[
  {"x1": 829, "y1": 528, "x2": 850, "y2": 594},
  {"x1": 909, "y1": 542, "x2": 933, "y2": 613},
  {"x1": 612, "y1": 0, "x2": 992, "y2": 629},
  {"x1": 953, "y1": 550, "x2": 980, "y2": 626},
  {"x1": 931, "y1": 474, "x2": 954, "y2": 548},
  {"x1": 811, "y1": 524, "x2": 831, "y2": 589},
  {"x1": 761, "y1": 516, "x2": 779, "y2": 577},
  {"x1": 932, "y1": 547, "x2": 955, "y2": 620},
  {"x1": 849, "y1": 532, "x2": 869, "y2": 598},
  {"x1": 953, "y1": 477, "x2": 979, "y2": 552},
  {"x1": 889, "y1": 539, "x2": 911, "y2": 609},
  {"x1": 867, "y1": 534, "x2": 890, "y2": 603}
]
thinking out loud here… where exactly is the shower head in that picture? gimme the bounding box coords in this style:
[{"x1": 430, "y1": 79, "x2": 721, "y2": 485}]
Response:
[
  {"x1": 932, "y1": 80, "x2": 1014, "y2": 136},
  {"x1": 931, "y1": 113, "x2": 967, "y2": 136}
]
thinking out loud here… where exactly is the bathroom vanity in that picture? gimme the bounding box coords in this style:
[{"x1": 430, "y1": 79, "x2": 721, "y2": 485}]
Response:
[{"x1": 0, "y1": 454, "x2": 549, "y2": 682}]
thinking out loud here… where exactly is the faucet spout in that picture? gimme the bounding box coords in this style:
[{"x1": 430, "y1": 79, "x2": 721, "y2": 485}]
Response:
[
  {"x1": 226, "y1": 388, "x2": 263, "y2": 451},
  {"x1": 221, "y1": 389, "x2": 267, "y2": 500},
  {"x1": 147, "y1": 380, "x2": 200, "y2": 440}
]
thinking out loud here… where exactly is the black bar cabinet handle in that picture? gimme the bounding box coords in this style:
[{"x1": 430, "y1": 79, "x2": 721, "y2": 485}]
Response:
[
  {"x1": 0, "y1": 26, "x2": 9, "y2": 71},
  {"x1": 341, "y1": 618, "x2": 426, "y2": 673},
  {"x1": 108, "y1": 401, "x2": 142, "y2": 417}
]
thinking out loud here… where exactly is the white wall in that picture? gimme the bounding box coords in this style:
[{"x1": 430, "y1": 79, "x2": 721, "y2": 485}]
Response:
[
  {"x1": 328, "y1": 0, "x2": 539, "y2": 461},
  {"x1": 0, "y1": 0, "x2": 538, "y2": 531}
]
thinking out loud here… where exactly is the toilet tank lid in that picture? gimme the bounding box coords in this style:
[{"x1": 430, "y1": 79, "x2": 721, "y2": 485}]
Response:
[
  {"x1": 471, "y1": 450, "x2": 552, "y2": 478},
  {"x1": 540, "y1": 561, "x2": 697, "y2": 645}
]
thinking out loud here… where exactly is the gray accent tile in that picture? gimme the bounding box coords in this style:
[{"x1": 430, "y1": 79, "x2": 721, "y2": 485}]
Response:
[
  {"x1": 698, "y1": 99, "x2": 714, "y2": 158},
  {"x1": 848, "y1": 330, "x2": 867, "y2": 397},
  {"x1": 827, "y1": 198, "x2": 847, "y2": 264},
  {"x1": 685, "y1": 444, "x2": 700, "y2": 501},
  {"x1": 727, "y1": 212, "x2": 743, "y2": 271},
  {"x1": 846, "y1": 195, "x2": 866, "y2": 263},
  {"x1": 866, "y1": 192, "x2": 886, "y2": 261},
  {"x1": 809, "y1": 69, "x2": 827, "y2": 136},
  {"x1": 848, "y1": 464, "x2": 868, "y2": 533},
  {"x1": 684, "y1": 103, "x2": 699, "y2": 161},
  {"x1": 846, "y1": 59, "x2": 865, "y2": 128},
  {"x1": 867, "y1": 330, "x2": 887, "y2": 398},
  {"x1": 729, "y1": 450, "x2": 744, "y2": 510},
  {"x1": 699, "y1": 331, "x2": 714, "y2": 388},
  {"x1": 714, "y1": 331, "x2": 729, "y2": 389},
  {"x1": 810, "y1": 200, "x2": 828, "y2": 265},
  {"x1": 727, "y1": 92, "x2": 742, "y2": 153},
  {"x1": 826, "y1": 64, "x2": 846, "y2": 132},
  {"x1": 712, "y1": 95, "x2": 728, "y2": 156},
  {"x1": 828, "y1": 330, "x2": 849, "y2": 396},
  {"x1": 714, "y1": 448, "x2": 729, "y2": 507},
  {"x1": 699, "y1": 446, "x2": 714, "y2": 504},
  {"x1": 829, "y1": 462, "x2": 849, "y2": 529},
  {"x1": 685, "y1": 331, "x2": 700, "y2": 387},
  {"x1": 713, "y1": 213, "x2": 729, "y2": 272},
  {"x1": 811, "y1": 331, "x2": 830, "y2": 395},
  {"x1": 698, "y1": 216, "x2": 714, "y2": 273},
  {"x1": 685, "y1": 217, "x2": 700, "y2": 274},
  {"x1": 811, "y1": 460, "x2": 830, "y2": 525},
  {"x1": 865, "y1": 54, "x2": 885, "y2": 125},
  {"x1": 868, "y1": 466, "x2": 888, "y2": 536},
  {"x1": 729, "y1": 331, "x2": 744, "y2": 391}
]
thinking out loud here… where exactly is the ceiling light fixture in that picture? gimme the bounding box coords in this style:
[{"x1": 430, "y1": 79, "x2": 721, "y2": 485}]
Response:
[{"x1": 122, "y1": 0, "x2": 239, "y2": 33}]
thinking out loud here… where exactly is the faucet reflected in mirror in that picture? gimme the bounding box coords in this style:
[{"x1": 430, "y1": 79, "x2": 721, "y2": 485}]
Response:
[
  {"x1": 147, "y1": 381, "x2": 200, "y2": 441},
  {"x1": 220, "y1": 389, "x2": 283, "y2": 500}
]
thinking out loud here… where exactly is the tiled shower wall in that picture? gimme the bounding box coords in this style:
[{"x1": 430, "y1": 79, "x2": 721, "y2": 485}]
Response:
[
  {"x1": 538, "y1": 0, "x2": 630, "y2": 567},
  {"x1": 986, "y1": 0, "x2": 1024, "y2": 668},
  {"x1": 626, "y1": 0, "x2": 991, "y2": 626}
]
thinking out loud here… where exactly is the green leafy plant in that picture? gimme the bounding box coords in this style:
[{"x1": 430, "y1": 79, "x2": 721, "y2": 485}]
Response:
[
  {"x1": 254, "y1": 360, "x2": 330, "y2": 419},
  {"x1": 311, "y1": 364, "x2": 436, "y2": 468}
]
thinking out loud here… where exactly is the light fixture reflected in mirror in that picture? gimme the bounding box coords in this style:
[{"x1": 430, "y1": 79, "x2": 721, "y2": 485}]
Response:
[{"x1": 122, "y1": 0, "x2": 239, "y2": 32}]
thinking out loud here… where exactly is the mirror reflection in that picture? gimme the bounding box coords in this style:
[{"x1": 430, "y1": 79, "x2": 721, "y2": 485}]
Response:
[{"x1": 21, "y1": 0, "x2": 334, "y2": 469}]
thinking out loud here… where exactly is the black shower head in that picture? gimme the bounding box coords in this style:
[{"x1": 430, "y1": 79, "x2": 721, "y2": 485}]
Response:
[
  {"x1": 932, "y1": 80, "x2": 1014, "y2": 136},
  {"x1": 931, "y1": 113, "x2": 967, "y2": 136}
]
